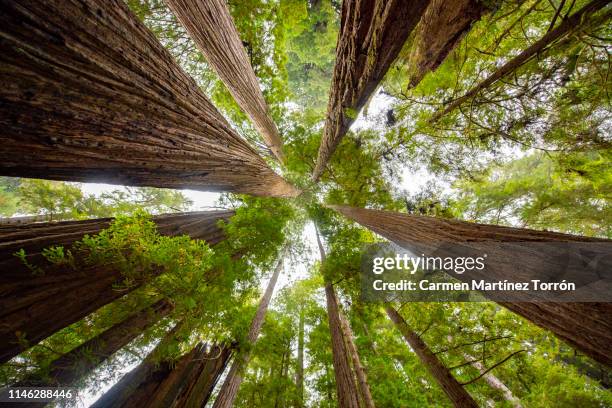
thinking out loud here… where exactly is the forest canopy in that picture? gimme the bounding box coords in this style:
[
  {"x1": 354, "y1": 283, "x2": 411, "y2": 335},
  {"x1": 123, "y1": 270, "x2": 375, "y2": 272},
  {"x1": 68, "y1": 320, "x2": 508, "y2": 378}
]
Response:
[{"x1": 0, "y1": 0, "x2": 610, "y2": 407}]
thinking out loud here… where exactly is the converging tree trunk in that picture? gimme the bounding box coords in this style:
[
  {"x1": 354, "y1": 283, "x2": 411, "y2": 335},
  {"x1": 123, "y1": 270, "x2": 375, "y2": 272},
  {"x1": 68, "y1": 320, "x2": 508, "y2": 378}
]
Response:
[
  {"x1": 165, "y1": 0, "x2": 285, "y2": 163},
  {"x1": 295, "y1": 306, "x2": 305, "y2": 407},
  {"x1": 338, "y1": 310, "x2": 375, "y2": 408},
  {"x1": 13, "y1": 299, "x2": 173, "y2": 406},
  {"x1": 462, "y1": 351, "x2": 522, "y2": 408},
  {"x1": 0, "y1": 211, "x2": 232, "y2": 363},
  {"x1": 386, "y1": 305, "x2": 479, "y2": 408},
  {"x1": 92, "y1": 340, "x2": 232, "y2": 408},
  {"x1": 406, "y1": 0, "x2": 489, "y2": 87},
  {"x1": 428, "y1": 0, "x2": 610, "y2": 123},
  {"x1": 0, "y1": 0, "x2": 298, "y2": 197},
  {"x1": 312, "y1": 0, "x2": 431, "y2": 181},
  {"x1": 316, "y1": 226, "x2": 361, "y2": 408},
  {"x1": 213, "y1": 249, "x2": 286, "y2": 408},
  {"x1": 330, "y1": 205, "x2": 612, "y2": 366}
]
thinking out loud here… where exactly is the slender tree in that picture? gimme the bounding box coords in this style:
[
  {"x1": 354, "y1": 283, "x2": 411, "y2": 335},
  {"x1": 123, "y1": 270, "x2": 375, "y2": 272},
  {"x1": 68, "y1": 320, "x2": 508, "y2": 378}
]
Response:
[
  {"x1": 312, "y1": 0, "x2": 431, "y2": 181},
  {"x1": 406, "y1": 0, "x2": 489, "y2": 87},
  {"x1": 295, "y1": 306, "x2": 305, "y2": 407},
  {"x1": 461, "y1": 351, "x2": 523, "y2": 408},
  {"x1": 330, "y1": 204, "x2": 612, "y2": 366},
  {"x1": 428, "y1": 0, "x2": 610, "y2": 123},
  {"x1": 316, "y1": 228, "x2": 361, "y2": 408},
  {"x1": 165, "y1": 0, "x2": 285, "y2": 163},
  {"x1": 0, "y1": 211, "x2": 232, "y2": 363},
  {"x1": 338, "y1": 311, "x2": 375, "y2": 408},
  {"x1": 0, "y1": 0, "x2": 298, "y2": 197},
  {"x1": 386, "y1": 305, "x2": 479, "y2": 408},
  {"x1": 213, "y1": 248, "x2": 286, "y2": 408},
  {"x1": 13, "y1": 299, "x2": 173, "y2": 392}
]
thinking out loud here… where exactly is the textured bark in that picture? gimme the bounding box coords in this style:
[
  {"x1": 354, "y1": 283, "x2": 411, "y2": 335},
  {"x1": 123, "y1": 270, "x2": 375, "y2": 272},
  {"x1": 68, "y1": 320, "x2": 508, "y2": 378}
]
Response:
[
  {"x1": 165, "y1": 0, "x2": 285, "y2": 163},
  {"x1": 462, "y1": 352, "x2": 522, "y2": 408},
  {"x1": 407, "y1": 0, "x2": 489, "y2": 87},
  {"x1": 330, "y1": 205, "x2": 612, "y2": 366},
  {"x1": 14, "y1": 299, "x2": 173, "y2": 394},
  {"x1": 312, "y1": 0, "x2": 431, "y2": 181},
  {"x1": 92, "y1": 342, "x2": 232, "y2": 408},
  {"x1": 295, "y1": 307, "x2": 305, "y2": 407},
  {"x1": 429, "y1": 0, "x2": 609, "y2": 123},
  {"x1": 325, "y1": 283, "x2": 361, "y2": 408},
  {"x1": 213, "y1": 250, "x2": 285, "y2": 408},
  {"x1": 338, "y1": 310, "x2": 375, "y2": 408},
  {"x1": 386, "y1": 305, "x2": 479, "y2": 408},
  {"x1": 0, "y1": 211, "x2": 232, "y2": 363},
  {"x1": 0, "y1": 0, "x2": 298, "y2": 197}
]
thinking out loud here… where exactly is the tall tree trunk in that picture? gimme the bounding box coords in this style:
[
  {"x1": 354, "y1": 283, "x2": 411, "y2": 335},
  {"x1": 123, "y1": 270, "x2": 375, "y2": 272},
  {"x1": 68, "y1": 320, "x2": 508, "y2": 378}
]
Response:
[
  {"x1": 325, "y1": 282, "x2": 361, "y2": 408},
  {"x1": 212, "y1": 249, "x2": 286, "y2": 408},
  {"x1": 14, "y1": 299, "x2": 173, "y2": 392},
  {"x1": 385, "y1": 305, "x2": 479, "y2": 408},
  {"x1": 338, "y1": 310, "x2": 376, "y2": 408},
  {"x1": 0, "y1": 211, "x2": 232, "y2": 363},
  {"x1": 312, "y1": 0, "x2": 431, "y2": 181},
  {"x1": 407, "y1": 0, "x2": 489, "y2": 87},
  {"x1": 316, "y1": 225, "x2": 361, "y2": 407},
  {"x1": 429, "y1": 0, "x2": 609, "y2": 123},
  {"x1": 330, "y1": 204, "x2": 612, "y2": 366},
  {"x1": 165, "y1": 0, "x2": 285, "y2": 163},
  {"x1": 295, "y1": 307, "x2": 305, "y2": 407},
  {"x1": 0, "y1": 0, "x2": 297, "y2": 197},
  {"x1": 92, "y1": 340, "x2": 232, "y2": 408},
  {"x1": 462, "y1": 352, "x2": 522, "y2": 408}
]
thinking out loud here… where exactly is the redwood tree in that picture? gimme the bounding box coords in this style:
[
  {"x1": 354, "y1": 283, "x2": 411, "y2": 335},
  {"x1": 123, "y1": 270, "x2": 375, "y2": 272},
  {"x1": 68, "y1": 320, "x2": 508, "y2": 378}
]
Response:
[
  {"x1": 0, "y1": 0, "x2": 297, "y2": 197},
  {"x1": 165, "y1": 0, "x2": 286, "y2": 163},
  {"x1": 0, "y1": 211, "x2": 232, "y2": 363},
  {"x1": 212, "y1": 249, "x2": 286, "y2": 408},
  {"x1": 312, "y1": 0, "x2": 430, "y2": 181},
  {"x1": 92, "y1": 341, "x2": 233, "y2": 408},
  {"x1": 330, "y1": 204, "x2": 612, "y2": 366},
  {"x1": 386, "y1": 305, "x2": 479, "y2": 408},
  {"x1": 406, "y1": 0, "x2": 489, "y2": 87},
  {"x1": 14, "y1": 299, "x2": 173, "y2": 391}
]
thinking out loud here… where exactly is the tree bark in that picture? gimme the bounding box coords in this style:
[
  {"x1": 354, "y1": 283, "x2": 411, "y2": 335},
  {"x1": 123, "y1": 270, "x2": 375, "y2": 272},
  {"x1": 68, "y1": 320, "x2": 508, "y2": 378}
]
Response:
[
  {"x1": 11, "y1": 299, "x2": 173, "y2": 408},
  {"x1": 338, "y1": 310, "x2": 375, "y2": 408},
  {"x1": 330, "y1": 204, "x2": 612, "y2": 366},
  {"x1": 312, "y1": 0, "x2": 431, "y2": 181},
  {"x1": 0, "y1": 0, "x2": 298, "y2": 197},
  {"x1": 91, "y1": 341, "x2": 232, "y2": 408},
  {"x1": 462, "y1": 351, "x2": 522, "y2": 408},
  {"x1": 429, "y1": 0, "x2": 610, "y2": 123},
  {"x1": 295, "y1": 307, "x2": 305, "y2": 407},
  {"x1": 165, "y1": 0, "x2": 285, "y2": 163},
  {"x1": 325, "y1": 282, "x2": 361, "y2": 408},
  {"x1": 385, "y1": 305, "x2": 479, "y2": 408},
  {"x1": 0, "y1": 211, "x2": 232, "y2": 363},
  {"x1": 212, "y1": 249, "x2": 285, "y2": 408},
  {"x1": 407, "y1": 0, "x2": 489, "y2": 87}
]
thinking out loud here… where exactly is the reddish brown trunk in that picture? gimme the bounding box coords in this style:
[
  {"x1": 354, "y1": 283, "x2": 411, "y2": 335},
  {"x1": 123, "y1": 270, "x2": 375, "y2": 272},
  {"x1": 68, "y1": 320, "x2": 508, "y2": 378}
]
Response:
[
  {"x1": 165, "y1": 0, "x2": 285, "y2": 163},
  {"x1": 330, "y1": 205, "x2": 612, "y2": 366},
  {"x1": 386, "y1": 305, "x2": 479, "y2": 408},
  {"x1": 407, "y1": 0, "x2": 488, "y2": 87},
  {"x1": 325, "y1": 283, "x2": 361, "y2": 408},
  {"x1": 312, "y1": 0, "x2": 431, "y2": 181},
  {"x1": 91, "y1": 342, "x2": 232, "y2": 408},
  {"x1": 14, "y1": 299, "x2": 173, "y2": 400},
  {"x1": 295, "y1": 307, "x2": 305, "y2": 407},
  {"x1": 338, "y1": 310, "x2": 375, "y2": 408},
  {"x1": 429, "y1": 0, "x2": 609, "y2": 123},
  {"x1": 0, "y1": 211, "x2": 232, "y2": 363},
  {"x1": 213, "y1": 250, "x2": 285, "y2": 408},
  {"x1": 0, "y1": 0, "x2": 297, "y2": 197}
]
